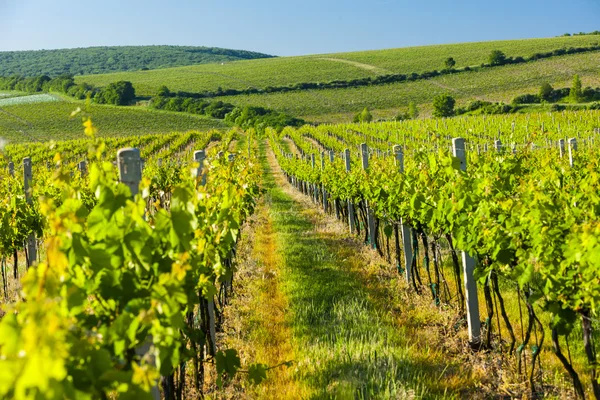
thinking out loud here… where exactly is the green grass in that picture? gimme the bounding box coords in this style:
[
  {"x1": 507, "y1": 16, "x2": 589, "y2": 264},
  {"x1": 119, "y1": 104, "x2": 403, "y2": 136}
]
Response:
[
  {"x1": 77, "y1": 35, "x2": 600, "y2": 97},
  {"x1": 213, "y1": 51, "x2": 600, "y2": 122},
  {"x1": 255, "y1": 140, "x2": 472, "y2": 399},
  {"x1": 0, "y1": 101, "x2": 228, "y2": 143}
]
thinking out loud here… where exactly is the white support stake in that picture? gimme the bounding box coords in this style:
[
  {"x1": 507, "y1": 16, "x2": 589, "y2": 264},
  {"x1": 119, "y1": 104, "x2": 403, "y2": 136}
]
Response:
[
  {"x1": 117, "y1": 148, "x2": 142, "y2": 197},
  {"x1": 568, "y1": 138, "x2": 577, "y2": 167},
  {"x1": 494, "y1": 140, "x2": 502, "y2": 152},
  {"x1": 559, "y1": 139, "x2": 565, "y2": 158},
  {"x1": 451, "y1": 138, "x2": 481, "y2": 346}
]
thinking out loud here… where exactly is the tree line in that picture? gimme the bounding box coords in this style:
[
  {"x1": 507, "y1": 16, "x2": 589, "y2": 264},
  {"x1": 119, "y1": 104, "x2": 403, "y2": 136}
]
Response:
[
  {"x1": 0, "y1": 75, "x2": 136, "y2": 106},
  {"x1": 433, "y1": 75, "x2": 600, "y2": 117},
  {"x1": 150, "y1": 87, "x2": 304, "y2": 133}
]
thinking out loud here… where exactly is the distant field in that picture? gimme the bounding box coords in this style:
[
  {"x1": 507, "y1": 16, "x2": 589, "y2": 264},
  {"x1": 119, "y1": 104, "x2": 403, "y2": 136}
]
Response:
[
  {"x1": 77, "y1": 36, "x2": 600, "y2": 96},
  {"x1": 0, "y1": 94, "x2": 61, "y2": 107},
  {"x1": 211, "y1": 51, "x2": 600, "y2": 121},
  {"x1": 0, "y1": 101, "x2": 228, "y2": 143}
]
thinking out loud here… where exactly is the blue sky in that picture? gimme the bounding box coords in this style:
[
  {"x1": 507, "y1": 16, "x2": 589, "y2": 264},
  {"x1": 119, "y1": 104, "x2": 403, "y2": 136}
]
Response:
[{"x1": 0, "y1": 0, "x2": 599, "y2": 56}]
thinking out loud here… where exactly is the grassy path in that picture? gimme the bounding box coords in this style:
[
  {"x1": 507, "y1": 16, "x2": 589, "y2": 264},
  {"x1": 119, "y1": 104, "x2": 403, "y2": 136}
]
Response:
[{"x1": 222, "y1": 139, "x2": 481, "y2": 399}]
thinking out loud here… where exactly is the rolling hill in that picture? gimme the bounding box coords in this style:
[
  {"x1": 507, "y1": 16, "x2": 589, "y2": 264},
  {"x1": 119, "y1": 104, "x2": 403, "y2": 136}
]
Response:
[
  {"x1": 77, "y1": 35, "x2": 600, "y2": 96},
  {"x1": 0, "y1": 45, "x2": 275, "y2": 77}
]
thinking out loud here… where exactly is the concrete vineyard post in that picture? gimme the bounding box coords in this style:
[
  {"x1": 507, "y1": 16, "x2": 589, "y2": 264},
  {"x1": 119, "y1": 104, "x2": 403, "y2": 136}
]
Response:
[
  {"x1": 78, "y1": 161, "x2": 87, "y2": 177},
  {"x1": 393, "y1": 145, "x2": 404, "y2": 173},
  {"x1": 23, "y1": 157, "x2": 37, "y2": 266},
  {"x1": 117, "y1": 148, "x2": 142, "y2": 197},
  {"x1": 345, "y1": 148, "x2": 356, "y2": 234},
  {"x1": 494, "y1": 140, "x2": 502, "y2": 152},
  {"x1": 116, "y1": 148, "x2": 159, "y2": 399},
  {"x1": 394, "y1": 145, "x2": 412, "y2": 284},
  {"x1": 194, "y1": 150, "x2": 207, "y2": 186},
  {"x1": 559, "y1": 139, "x2": 565, "y2": 158},
  {"x1": 8, "y1": 161, "x2": 14, "y2": 177},
  {"x1": 568, "y1": 138, "x2": 577, "y2": 167},
  {"x1": 192, "y1": 151, "x2": 217, "y2": 356},
  {"x1": 321, "y1": 152, "x2": 328, "y2": 212},
  {"x1": 330, "y1": 150, "x2": 340, "y2": 218},
  {"x1": 361, "y1": 143, "x2": 376, "y2": 249},
  {"x1": 452, "y1": 138, "x2": 481, "y2": 346},
  {"x1": 311, "y1": 154, "x2": 317, "y2": 204}
]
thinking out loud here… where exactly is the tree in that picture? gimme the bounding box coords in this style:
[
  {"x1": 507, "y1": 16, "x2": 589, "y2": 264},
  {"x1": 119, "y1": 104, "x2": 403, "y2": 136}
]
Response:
[
  {"x1": 95, "y1": 81, "x2": 136, "y2": 105},
  {"x1": 445, "y1": 57, "x2": 456, "y2": 69},
  {"x1": 408, "y1": 102, "x2": 419, "y2": 119},
  {"x1": 432, "y1": 94, "x2": 455, "y2": 118},
  {"x1": 353, "y1": 107, "x2": 373, "y2": 123},
  {"x1": 488, "y1": 50, "x2": 507, "y2": 66},
  {"x1": 539, "y1": 83, "x2": 554, "y2": 101},
  {"x1": 570, "y1": 74, "x2": 583, "y2": 102},
  {"x1": 157, "y1": 85, "x2": 171, "y2": 97}
]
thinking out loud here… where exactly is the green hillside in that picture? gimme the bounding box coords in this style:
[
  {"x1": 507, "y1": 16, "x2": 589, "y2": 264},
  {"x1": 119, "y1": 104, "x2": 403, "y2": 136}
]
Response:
[
  {"x1": 0, "y1": 99, "x2": 227, "y2": 143},
  {"x1": 77, "y1": 35, "x2": 600, "y2": 96},
  {"x1": 214, "y1": 51, "x2": 600, "y2": 120},
  {"x1": 0, "y1": 45, "x2": 274, "y2": 77}
]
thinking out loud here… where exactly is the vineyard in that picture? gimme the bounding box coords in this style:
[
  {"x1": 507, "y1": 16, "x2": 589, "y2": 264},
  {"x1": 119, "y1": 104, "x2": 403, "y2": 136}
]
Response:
[
  {"x1": 0, "y1": 102, "x2": 228, "y2": 143},
  {"x1": 3, "y1": 109, "x2": 600, "y2": 399},
  {"x1": 266, "y1": 110, "x2": 600, "y2": 398},
  {"x1": 0, "y1": 125, "x2": 263, "y2": 398},
  {"x1": 77, "y1": 35, "x2": 600, "y2": 97},
  {"x1": 215, "y1": 51, "x2": 600, "y2": 121}
]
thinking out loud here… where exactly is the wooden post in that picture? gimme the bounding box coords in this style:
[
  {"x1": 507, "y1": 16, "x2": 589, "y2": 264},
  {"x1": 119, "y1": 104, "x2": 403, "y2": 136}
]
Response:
[
  {"x1": 568, "y1": 138, "x2": 577, "y2": 167},
  {"x1": 117, "y1": 148, "x2": 142, "y2": 197},
  {"x1": 8, "y1": 161, "x2": 14, "y2": 177},
  {"x1": 394, "y1": 146, "x2": 412, "y2": 284},
  {"x1": 345, "y1": 149, "x2": 355, "y2": 234},
  {"x1": 23, "y1": 157, "x2": 37, "y2": 266},
  {"x1": 452, "y1": 138, "x2": 481, "y2": 346},
  {"x1": 361, "y1": 143, "x2": 376, "y2": 249},
  {"x1": 194, "y1": 150, "x2": 207, "y2": 186}
]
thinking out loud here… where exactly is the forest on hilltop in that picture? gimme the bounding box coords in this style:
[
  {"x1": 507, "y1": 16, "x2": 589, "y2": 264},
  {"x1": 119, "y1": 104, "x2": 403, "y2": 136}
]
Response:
[{"x1": 0, "y1": 45, "x2": 275, "y2": 76}]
